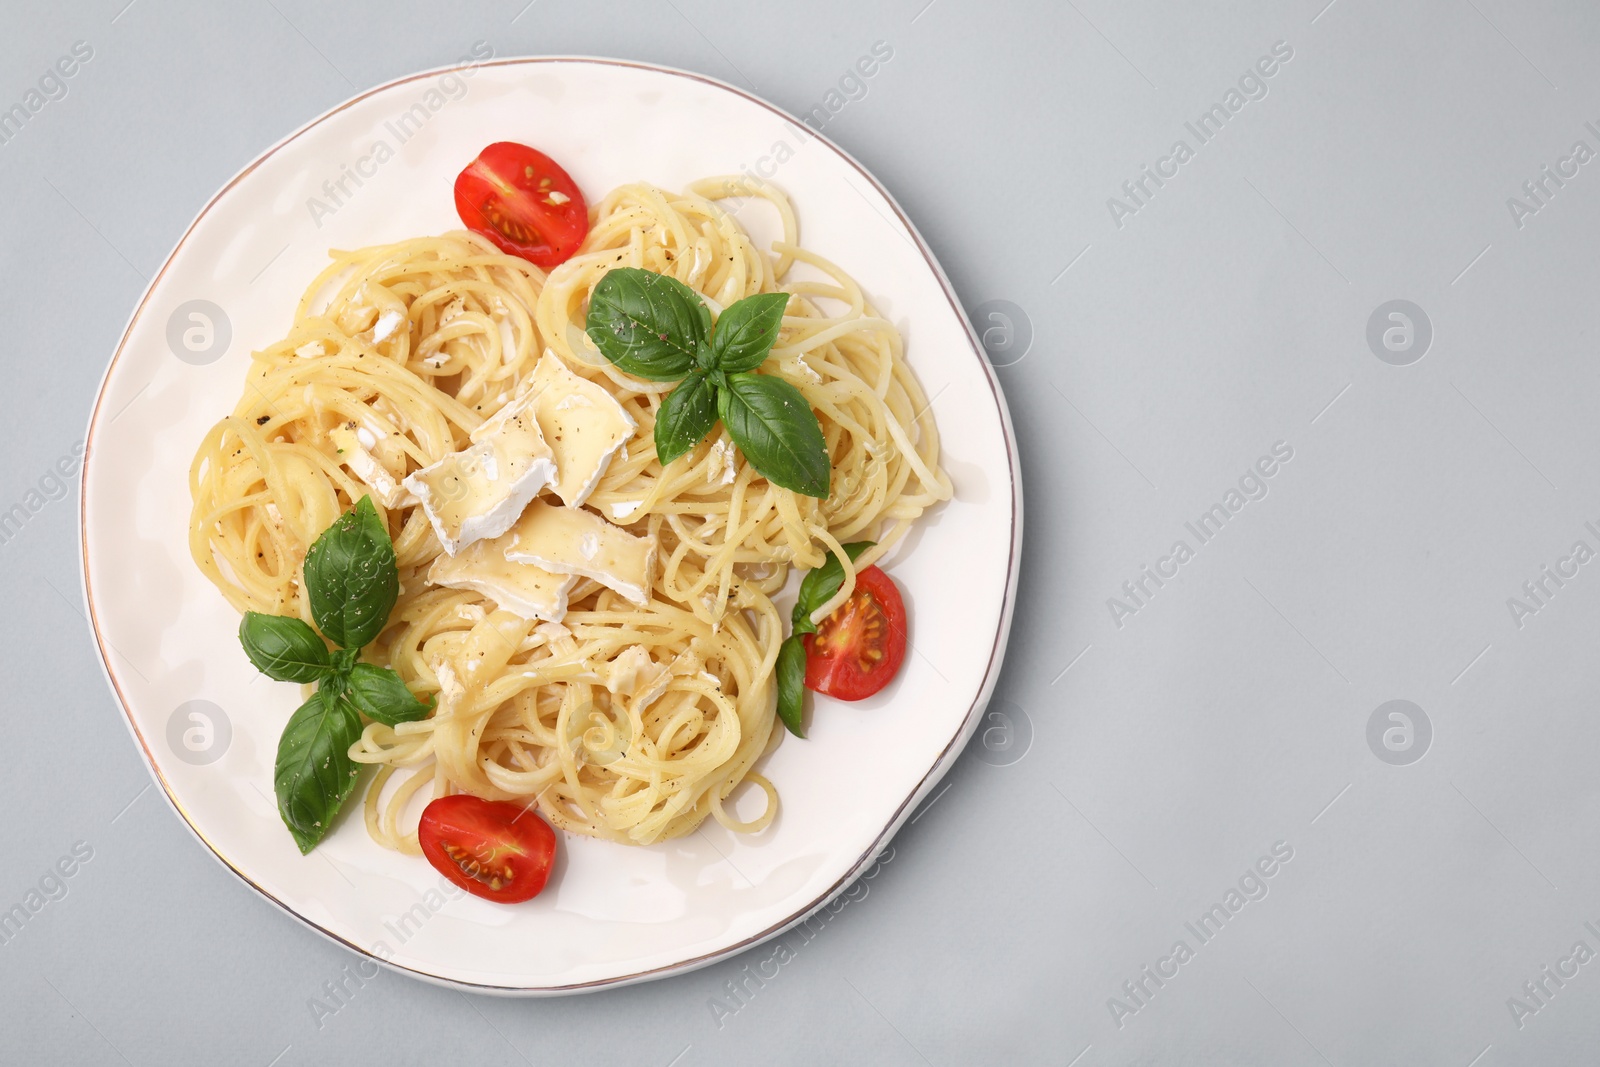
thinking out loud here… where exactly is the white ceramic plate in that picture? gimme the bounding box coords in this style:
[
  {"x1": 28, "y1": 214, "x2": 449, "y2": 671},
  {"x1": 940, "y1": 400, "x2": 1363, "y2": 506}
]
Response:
[{"x1": 80, "y1": 57, "x2": 1020, "y2": 993}]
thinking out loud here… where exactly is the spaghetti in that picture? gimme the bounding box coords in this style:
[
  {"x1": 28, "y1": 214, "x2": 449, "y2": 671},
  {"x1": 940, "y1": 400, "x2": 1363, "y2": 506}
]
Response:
[{"x1": 189, "y1": 176, "x2": 950, "y2": 854}]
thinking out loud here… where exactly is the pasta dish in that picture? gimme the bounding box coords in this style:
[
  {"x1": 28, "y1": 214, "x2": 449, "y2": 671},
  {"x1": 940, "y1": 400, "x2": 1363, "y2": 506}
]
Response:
[{"x1": 188, "y1": 139, "x2": 949, "y2": 902}]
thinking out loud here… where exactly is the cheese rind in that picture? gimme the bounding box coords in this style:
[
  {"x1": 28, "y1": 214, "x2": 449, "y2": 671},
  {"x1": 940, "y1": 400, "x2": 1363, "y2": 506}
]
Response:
[
  {"x1": 526, "y1": 351, "x2": 636, "y2": 508},
  {"x1": 427, "y1": 534, "x2": 576, "y2": 622},
  {"x1": 402, "y1": 392, "x2": 557, "y2": 555},
  {"x1": 505, "y1": 500, "x2": 656, "y2": 605}
]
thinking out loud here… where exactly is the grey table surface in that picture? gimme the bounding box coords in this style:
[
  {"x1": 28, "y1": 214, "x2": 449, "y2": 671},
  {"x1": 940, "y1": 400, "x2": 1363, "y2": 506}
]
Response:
[{"x1": 4, "y1": 0, "x2": 1599, "y2": 1063}]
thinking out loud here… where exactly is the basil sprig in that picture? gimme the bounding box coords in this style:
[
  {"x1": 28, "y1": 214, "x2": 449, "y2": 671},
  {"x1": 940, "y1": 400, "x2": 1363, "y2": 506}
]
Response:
[
  {"x1": 238, "y1": 496, "x2": 432, "y2": 854},
  {"x1": 585, "y1": 267, "x2": 831, "y2": 497},
  {"x1": 776, "y1": 541, "x2": 874, "y2": 738}
]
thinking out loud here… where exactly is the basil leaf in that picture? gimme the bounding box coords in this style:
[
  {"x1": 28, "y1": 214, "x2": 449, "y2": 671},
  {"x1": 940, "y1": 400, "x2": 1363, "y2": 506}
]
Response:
[
  {"x1": 585, "y1": 267, "x2": 710, "y2": 381},
  {"x1": 239, "y1": 612, "x2": 331, "y2": 683},
  {"x1": 344, "y1": 662, "x2": 433, "y2": 726},
  {"x1": 718, "y1": 372, "x2": 831, "y2": 498},
  {"x1": 791, "y1": 541, "x2": 876, "y2": 634},
  {"x1": 776, "y1": 635, "x2": 809, "y2": 738},
  {"x1": 778, "y1": 543, "x2": 875, "y2": 740},
  {"x1": 274, "y1": 690, "x2": 364, "y2": 854},
  {"x1": 303, "y1": 496, "x2": 398, "y2": 650},
  {"x1": 655, "y1": 373, "x2": 720, "y2": 466},
  {"x1": 710, "y1": 292, "x2": 790, "y2": 373}
]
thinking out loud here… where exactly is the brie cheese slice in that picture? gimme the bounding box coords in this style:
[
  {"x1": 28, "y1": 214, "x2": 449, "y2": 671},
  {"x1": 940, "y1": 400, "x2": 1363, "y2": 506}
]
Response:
[
  {"x1": 526, "y1": 351, "x2": 636, "y2": 508},
  {"x1": 330, "y1": 423, "x2": 414, "y2": 509},
  {"x1": 427, "y1": 534, "x2": 575, "y2": 623},
  {"x1": 402, "y1": 392, "x2": 557, "y2": 555},
  {"x1": 606, "y1": 645, "x2": 670, "y2": 706},
  {"x1": 505, "y1": 500, "x2": 656, "y2": 605}
]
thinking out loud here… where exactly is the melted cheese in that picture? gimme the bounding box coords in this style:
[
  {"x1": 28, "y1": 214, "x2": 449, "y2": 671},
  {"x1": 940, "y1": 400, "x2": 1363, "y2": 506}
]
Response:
[
  {"x1": 505, "y1": 500, "x2": 655, "y2": 605},
  {"x1": 535, "y1": 620, "x2": 579, "y2": 658},
  {"x1": 402, "y1": 392, "x2": 556, "y2": 555},
  {"x1": 370, "y1": 309, "x2": 406, "y2": 344},
  {"x1": 427, "y1": 534, "x2": 575, "y2": 622},
  {"x1": 435, "y1": 661, "x2": 464, "y2": 706},
  {"x1": 606, "y1": 645, "x2": 669, "y2": 702},
  {"x1": 330, "y1": 423, "x2": 413, "y2": 508},
  {"x1": 706, "y1": 437, "x2": 736, "y2": 485},
  {"x1": 524, "y1": 351, "x2": 636, "y2": 507}
]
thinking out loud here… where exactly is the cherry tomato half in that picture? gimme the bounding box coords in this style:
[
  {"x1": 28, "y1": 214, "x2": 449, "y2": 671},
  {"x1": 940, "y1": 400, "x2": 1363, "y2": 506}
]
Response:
[
  {"x1": 453, "y1": 142, "x2": 588, "y2": 268},
  {"x1": 418, "y1": 794, "x2": 557, "y2": 904},
  {"x1": 802, "y1": 565, "x2": 908, "y2": 702}
]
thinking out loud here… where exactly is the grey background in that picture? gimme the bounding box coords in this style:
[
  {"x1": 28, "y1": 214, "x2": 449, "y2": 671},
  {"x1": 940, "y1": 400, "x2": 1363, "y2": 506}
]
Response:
[{"x1": 3, "y1": 0, "x2": 1597, "y2": 1063}]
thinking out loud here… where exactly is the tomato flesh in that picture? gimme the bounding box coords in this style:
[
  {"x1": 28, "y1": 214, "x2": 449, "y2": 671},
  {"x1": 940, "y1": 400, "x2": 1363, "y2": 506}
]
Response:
[
  {"x1": 418, "y1": 794, "x2": 557, "y2": 904},
  {"x1": 453, "y1": 142, "x2": 588, "y2": 268},
  {"x1": 802, "y1": 565, "x2": 907, "y2": 701}
]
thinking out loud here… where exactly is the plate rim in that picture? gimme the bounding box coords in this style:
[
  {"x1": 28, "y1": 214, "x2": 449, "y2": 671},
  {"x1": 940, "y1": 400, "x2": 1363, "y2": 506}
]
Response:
[{"x1": 77, "y1": 53, "x2": 1024, "y2": 995}]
